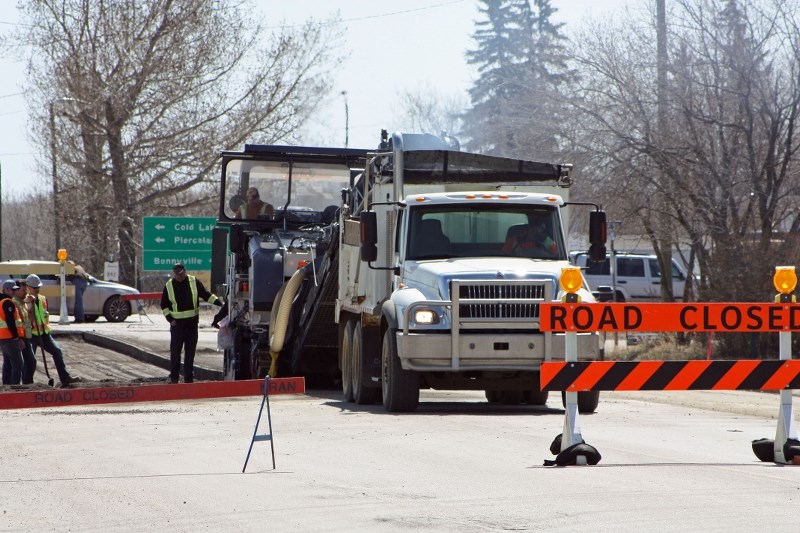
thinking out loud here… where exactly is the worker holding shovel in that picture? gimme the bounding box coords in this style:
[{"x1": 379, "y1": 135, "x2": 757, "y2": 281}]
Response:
[{"x1": 26, "y1": 274, "x2": 81, "y2": 388}]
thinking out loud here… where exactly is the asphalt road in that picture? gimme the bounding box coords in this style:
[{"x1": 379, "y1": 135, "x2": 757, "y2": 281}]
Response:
[
  {"x1": 1, "y1": 388, "x2": 798, "y2": 532},
  {"x1": 2, "y1": 312, "x2": 799, "y2": 531}
]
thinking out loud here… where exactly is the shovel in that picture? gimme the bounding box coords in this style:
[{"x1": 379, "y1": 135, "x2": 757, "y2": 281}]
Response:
[{"x1": 35, "y1": 338, "x2": 55, "y2": 387}]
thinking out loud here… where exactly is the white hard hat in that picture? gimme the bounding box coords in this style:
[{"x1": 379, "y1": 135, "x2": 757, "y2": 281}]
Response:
[{"x1": 25, "y1": 274, "x2": 43, "y2": 288}]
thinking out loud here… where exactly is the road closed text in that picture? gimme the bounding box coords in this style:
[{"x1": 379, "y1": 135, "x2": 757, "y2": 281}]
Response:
[{"x1": 539, "y1": 303, "x2": 800, "y2": 332}]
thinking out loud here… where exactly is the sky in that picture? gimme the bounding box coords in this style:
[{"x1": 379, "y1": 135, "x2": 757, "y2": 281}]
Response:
[{"x1": 0, "y1": 0, "x2": 632, "y2": 198}]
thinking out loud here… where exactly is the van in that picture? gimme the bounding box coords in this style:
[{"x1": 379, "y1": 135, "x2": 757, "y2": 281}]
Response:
[{"x1": 571, "y1": 252, "x2": 689, "y2": 302}]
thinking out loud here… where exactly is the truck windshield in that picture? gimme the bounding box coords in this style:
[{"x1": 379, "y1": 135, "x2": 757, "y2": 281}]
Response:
[
  {"x1": 406, "y1": 204, "x2": 565, "y2": 260},
  {"x1": 222, "y1": 158, "x2": 349, "y2": 222}
]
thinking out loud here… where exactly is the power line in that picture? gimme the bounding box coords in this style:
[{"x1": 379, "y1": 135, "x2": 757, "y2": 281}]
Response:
[{"x1": 268, "y1": 0, "x2": 465, "y2": 29}]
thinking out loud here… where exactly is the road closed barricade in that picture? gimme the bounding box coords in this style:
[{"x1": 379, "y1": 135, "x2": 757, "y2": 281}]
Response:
[{"x1": 538, "y1": 265, "x2": 800, "y2": 466}]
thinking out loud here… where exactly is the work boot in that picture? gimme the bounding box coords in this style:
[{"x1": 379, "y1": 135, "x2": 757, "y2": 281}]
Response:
[{"x1": 60, "y1": 376, "x2": 83, "y2": 388}]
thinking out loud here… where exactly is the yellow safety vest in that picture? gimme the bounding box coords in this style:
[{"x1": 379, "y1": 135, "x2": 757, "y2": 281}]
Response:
[
  {"x1": 12, "y1": 296, "x2": 31, "y2": 339},
  {"x1": 30, "y1": 294, "x2": 50, "y2": 336},
  {"x1": 163, "y1": 275, "x2": 200, "y2": 319}
]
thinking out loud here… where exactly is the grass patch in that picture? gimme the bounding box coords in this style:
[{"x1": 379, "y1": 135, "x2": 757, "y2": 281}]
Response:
[{"x1": 604, "y1": 332, "x2": 707, "y2": 361}]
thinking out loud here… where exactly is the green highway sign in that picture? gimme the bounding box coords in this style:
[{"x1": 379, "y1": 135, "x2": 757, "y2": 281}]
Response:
[
  {"x1": 142, "y1": 251, "x2": 212, "y2": 271},
  {"x1": 142, "y1": 216, "x2": 217, "y2": 271},
  {"x1": 143, "y1": 217, "x2": 216, "y2": 250}
]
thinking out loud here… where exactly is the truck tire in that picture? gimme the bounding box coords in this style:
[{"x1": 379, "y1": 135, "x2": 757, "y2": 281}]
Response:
[
  {"x1": 485, "y1": 390, "x2": 502, "y2": 404},
  {"x1": 522, "y1": 389, "x2": 549, "y2": 406},
  {"x1": 561, "y1": 390, "x2": 600, "y2": 413},
  {"x1": 381, "y1": 329, "x2": 419, "y2": 412},
  {"x1": 352, "y1": 323, "x2": 381, "y2": 405},
  {"x1": 485, "y1": 390, "x2": 529, "y2": 405},
  {"x1": 341, "y1": 320, "x2": 355, "y2": 402}
]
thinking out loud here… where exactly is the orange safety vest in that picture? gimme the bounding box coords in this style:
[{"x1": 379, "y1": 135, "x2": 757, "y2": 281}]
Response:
[{"x1": 0, "y1": 295, "x2": 24, "y2": 339}]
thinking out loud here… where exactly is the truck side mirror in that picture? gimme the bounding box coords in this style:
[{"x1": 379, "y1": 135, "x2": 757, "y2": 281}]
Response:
[
  {"x1": 589, "y1": 210, "x2": 607, "y2": 262},
  {"x1": 360, "y1": 211, "x2": 378, "y2": 263}
]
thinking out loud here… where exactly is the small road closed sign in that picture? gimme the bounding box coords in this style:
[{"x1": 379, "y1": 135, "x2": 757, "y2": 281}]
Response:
[{"x1": 142, "y1": 216, "x2": 216, "y2": 271}]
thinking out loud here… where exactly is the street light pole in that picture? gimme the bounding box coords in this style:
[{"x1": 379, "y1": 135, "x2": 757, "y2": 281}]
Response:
[{"x1": 49, "y1": 101, "x2": 62, "y2": 257}]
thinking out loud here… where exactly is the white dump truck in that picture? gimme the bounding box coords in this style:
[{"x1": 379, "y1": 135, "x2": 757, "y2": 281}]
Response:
[{"x1": 213, "y1": 131, "x2": 607, "y2": 413}]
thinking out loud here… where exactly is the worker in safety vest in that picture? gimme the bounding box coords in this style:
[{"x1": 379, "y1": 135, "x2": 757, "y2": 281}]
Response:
[
  {"x1": 0, "y1": 279, "x2": 25, "y2": 385},
  {"x1": 161, "y1": 263, "x2": 222, "y2": 383},
  {"x1": 26, "y1": 274, "x2": 82, "y2": 388},
  {"x1": 10, "y1": 279, "x2": 36, "y2": 384},
  {"x1": 235, "y1": 187, "x2": 274, "y2": 219}
]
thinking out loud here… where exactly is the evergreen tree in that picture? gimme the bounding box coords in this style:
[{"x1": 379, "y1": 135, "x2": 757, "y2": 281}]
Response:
[{"x1": 463, "y1": 0, "x2": 570, "y2": 160}]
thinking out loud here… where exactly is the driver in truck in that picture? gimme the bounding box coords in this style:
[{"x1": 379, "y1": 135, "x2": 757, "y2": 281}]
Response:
[
  {"x1": 236, "y1": 187, "x2": 274, "y2": 219},
  {"x1": 502, "y1": 219, "x2": 559, "y2": 256}
]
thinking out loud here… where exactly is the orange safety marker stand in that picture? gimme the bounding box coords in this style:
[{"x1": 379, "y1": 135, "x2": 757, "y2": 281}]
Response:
[{"x1": 0, "y1": 377, "x2": 305, "y2": 410}]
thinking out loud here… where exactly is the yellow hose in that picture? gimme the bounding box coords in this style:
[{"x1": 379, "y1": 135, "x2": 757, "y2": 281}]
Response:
[{"x1": 268, "y1": 268, "x2": 307, "y2": 376}]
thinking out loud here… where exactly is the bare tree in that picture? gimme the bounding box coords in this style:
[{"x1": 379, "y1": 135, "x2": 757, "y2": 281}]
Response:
[
  {"x1": 568, "y1": 0, "x2": 800, "y2": 355},
  {"x1": 14, "y1": 0, "x2": 343, "y2": 284},
  {"x1": 397, "y1": 84, "x2": 467, "y2": 139}
]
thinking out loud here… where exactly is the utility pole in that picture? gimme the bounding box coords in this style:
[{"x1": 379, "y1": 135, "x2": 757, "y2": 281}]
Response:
[
  {"x1": 49, "y1": 97, "x2": 76, "y2": 259},
  {"x1": 341, "y1": 90, "x2": 349, "y2": 148}
]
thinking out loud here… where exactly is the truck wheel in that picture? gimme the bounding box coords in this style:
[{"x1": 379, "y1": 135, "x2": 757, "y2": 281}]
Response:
[
  {"x1": 485, "y1": 390, "x2": 502, "y2": 404},
  {"x1": 352, "y1": 323, "x2": 381, "y2": 404},
  {"x1": 561, "y1": 390, "x2": 600, "y2": 413},
  {"x1": 522, "y1": 389, "x2": 549, "y2": 406},
  {"x1": 381, "y1": 329, "x2": 419, "y2": 412},
  {"x1": 486, "y1": 390, "x2": 527, "y2": 404},
  {"x1": 341, "y1": 320, "x2": 355, "y2": 402},
  {"x1": 103, "y1": 295, "x2": 131, "y2": 322}
]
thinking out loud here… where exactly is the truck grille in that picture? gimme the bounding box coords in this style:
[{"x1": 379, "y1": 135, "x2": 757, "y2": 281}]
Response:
[{"x1": 456, "y1": 283, "x2": 545, "y2": 319}]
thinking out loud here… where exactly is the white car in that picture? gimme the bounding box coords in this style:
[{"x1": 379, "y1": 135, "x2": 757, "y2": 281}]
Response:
[
  {"x1": 571, "y1": 252, "x2": 689, "y2": 302},
  {"x1": 0, "y1": 260, "x2": 140, "y2": 322}
]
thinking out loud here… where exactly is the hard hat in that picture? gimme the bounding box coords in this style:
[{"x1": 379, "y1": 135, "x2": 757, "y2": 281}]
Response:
[{"x1": 25, "y1": 274, "x2": 43, "y2": 288}]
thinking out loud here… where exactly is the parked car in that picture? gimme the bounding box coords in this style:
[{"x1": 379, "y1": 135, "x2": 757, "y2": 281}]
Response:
[
  {"x1": 570, "y1": 252, "x2": 690, "y2": 302},
  {"x1": 0, "y1": 260, "x2": 140, "y2": 322}
]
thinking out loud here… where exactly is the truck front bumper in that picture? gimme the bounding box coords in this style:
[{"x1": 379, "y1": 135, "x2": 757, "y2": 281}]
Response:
[{"x1": 396, "y1": 331, "x2": 599, "y2": 372}]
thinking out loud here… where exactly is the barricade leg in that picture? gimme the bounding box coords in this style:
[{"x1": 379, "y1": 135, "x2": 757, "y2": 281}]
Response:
[
  {"x1": 561, "y1": 332, "x2": 583, "y2": 450},
  {"x1": 774, "y1": 331, "x2": 798, "y2": 464},
  {"x1": 242, "y1": 376, "x2": 276, "y2": 472}
]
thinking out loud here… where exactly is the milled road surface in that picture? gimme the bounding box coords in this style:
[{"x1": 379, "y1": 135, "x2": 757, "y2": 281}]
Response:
[{"x1": 1, "y1": 308, "x2": 223, "y2": 390}]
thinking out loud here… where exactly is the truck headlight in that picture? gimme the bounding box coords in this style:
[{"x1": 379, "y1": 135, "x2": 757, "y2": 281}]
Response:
[{"x1": 414, "y1": 309, "x2": 439, "y2": 325}]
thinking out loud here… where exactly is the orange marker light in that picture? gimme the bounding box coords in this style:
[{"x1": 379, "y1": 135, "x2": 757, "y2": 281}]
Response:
[{"x1": 774, "y1": 266, "x2": 797, "y2": 294}]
